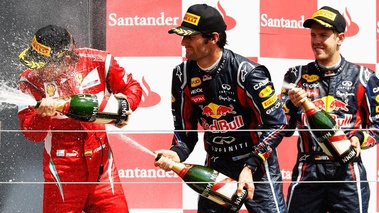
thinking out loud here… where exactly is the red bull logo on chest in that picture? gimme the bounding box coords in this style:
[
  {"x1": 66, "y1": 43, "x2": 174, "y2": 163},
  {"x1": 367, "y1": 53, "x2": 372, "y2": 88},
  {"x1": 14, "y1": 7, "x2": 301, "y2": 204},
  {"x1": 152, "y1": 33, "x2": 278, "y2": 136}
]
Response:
[
  {"x1": 312, "y1": 95, "x2": 349, "y2": 112},
  {"x1": 201, "y1": 103, "x2": 243, "y2": 133},
  {"x1": 201, "y1": 103, "x2": 236, "y2": 119}
]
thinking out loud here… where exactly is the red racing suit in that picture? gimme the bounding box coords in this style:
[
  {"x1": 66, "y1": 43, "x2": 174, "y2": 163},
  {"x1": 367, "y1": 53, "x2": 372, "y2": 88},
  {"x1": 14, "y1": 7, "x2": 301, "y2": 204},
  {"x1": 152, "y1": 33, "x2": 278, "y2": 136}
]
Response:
[
  {"x1": 17, "y1": 48, "x2": 142, "y2": 213},
  {"x1": 170, "y1": 49, "x2": 288, "y2": 213},
  {"x1": 281, "y1": 56, "x2": 379, "y2": 213}
]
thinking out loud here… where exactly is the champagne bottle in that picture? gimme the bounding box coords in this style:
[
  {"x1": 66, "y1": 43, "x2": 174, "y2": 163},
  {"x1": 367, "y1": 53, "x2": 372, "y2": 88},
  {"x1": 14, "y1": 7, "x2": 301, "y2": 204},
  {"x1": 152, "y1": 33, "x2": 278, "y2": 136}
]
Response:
[
  {"x1": 155, "y1": 154, "x2": 247, "y2": 211},
  {"x1": 302, "y1": 99, "x2": 356, "y2": 166},
  {"x1": 36, "y1": 94, "x2": 129, "y2": 124}
]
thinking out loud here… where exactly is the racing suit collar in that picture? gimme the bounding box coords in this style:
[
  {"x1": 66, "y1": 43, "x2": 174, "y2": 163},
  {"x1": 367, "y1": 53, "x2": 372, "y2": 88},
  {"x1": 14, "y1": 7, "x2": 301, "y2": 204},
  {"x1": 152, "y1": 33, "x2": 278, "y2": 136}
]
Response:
[
  {"x1": 315, "y1": 56, "x2": 346, "y2": 77},
  {"x1": 198, "y1": 53, "x2": 222, "y2": 72},
  {"x1": 198, "y1": 49, "x2": 227, "y2": 77}
]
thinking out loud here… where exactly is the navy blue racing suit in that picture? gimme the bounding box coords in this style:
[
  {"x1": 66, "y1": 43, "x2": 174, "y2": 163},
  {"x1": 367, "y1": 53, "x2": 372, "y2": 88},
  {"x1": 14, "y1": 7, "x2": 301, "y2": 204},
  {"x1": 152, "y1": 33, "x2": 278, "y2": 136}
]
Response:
[
  {"x1": 170, "y1": 49, "x2": 287, "y2": 213},
  {"x1": 281, "y1": 56, "x2": 379, "y2": 213}
]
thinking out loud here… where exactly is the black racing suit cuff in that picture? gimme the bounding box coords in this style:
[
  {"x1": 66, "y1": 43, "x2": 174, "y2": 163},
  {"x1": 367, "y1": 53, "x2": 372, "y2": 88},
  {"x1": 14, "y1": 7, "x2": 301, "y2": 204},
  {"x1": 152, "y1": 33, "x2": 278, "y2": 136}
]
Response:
[
  {"x1": 351, "y1": 131, "x2": 364, "y2": 145},
  {"x1": 244, "y1": 154, "x2": 263, "y2": 173},
  {"x1": 285, "y1": 99, "x2": 298, "y2": 111},
  {"x1": 170, "y1": 146, "x2": 188, "y2": 162}
]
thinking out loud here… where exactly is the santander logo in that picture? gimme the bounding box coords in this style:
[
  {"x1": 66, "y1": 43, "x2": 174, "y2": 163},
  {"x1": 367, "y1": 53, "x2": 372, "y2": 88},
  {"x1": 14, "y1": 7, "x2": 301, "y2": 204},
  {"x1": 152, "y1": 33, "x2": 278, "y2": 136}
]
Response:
[
  {"x1": 138, "y1": 76, "x2": 161, "y2": 108},
  {"x1": 343, "y1": 7, "x2": 359, "y2": 37},
  {"x1": 216, "y1": 1, "x2": 236, "y2": 31}
]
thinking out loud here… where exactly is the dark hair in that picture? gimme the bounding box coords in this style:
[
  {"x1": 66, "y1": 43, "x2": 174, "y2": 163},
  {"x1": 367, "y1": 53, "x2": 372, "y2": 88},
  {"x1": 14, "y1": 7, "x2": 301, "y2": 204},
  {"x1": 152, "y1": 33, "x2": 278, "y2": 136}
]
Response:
[
  {"x1": 66, "y1": 38, "x2": 79, "y2": 63},
  {"x1": 68, "y1": 50, "x2": 79, "y2": 63},
  {"x1": 50, "y1": 38, "x2": 79, "y2": 64},
  {"x1": 202, "y1": 31, "x2": 227, "y2": 48}
]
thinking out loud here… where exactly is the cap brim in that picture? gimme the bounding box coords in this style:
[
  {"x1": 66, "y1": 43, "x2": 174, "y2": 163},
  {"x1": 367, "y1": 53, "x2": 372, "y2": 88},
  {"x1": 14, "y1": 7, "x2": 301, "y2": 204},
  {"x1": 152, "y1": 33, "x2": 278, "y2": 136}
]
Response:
[
  {"x1": 19, "y1": 47, "x2": 50, "y2": 70},
  {"x1": 303, "y1": 18, "x2": 334, "y2": 30},
  {"x1": 168, "y1": 26, "x2": 200, "y2": 36}
]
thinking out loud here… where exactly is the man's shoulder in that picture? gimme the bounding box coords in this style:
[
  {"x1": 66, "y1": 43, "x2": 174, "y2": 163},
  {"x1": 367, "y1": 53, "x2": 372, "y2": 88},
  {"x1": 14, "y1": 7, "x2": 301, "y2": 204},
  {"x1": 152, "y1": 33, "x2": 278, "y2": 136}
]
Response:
[
  {"x1": 286, "y1": 62, "x2": 314, "y2": 73},
  {"x1": 344, "y1": 60, "x2": 374, "y2": 72},
  {"x1": 76, "y1": 48, "x2": 109, "y2": 60},
  {"x1": 173, "y1": 60, "x2": 197, "y2": 71},
  {"x1": 19, "y1": 68, "x2": 38, "y2": 80}
]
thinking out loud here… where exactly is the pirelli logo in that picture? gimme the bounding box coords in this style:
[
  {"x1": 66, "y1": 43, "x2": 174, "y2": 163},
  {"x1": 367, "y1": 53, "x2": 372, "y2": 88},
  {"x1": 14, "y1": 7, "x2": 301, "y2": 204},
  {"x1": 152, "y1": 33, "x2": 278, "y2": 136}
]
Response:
[
  {"x1": 312, "y1": 9, "x2": 337, "y2": 21},
  {"x1": 31, "y1": 36, "x2": 51, "y2": 57},
  {"x1": 262, "y1": 95, "x2": 277, "y2": 109},
  {"x1": 183, "y1": 12, "x2": 200, "y2": 26}
]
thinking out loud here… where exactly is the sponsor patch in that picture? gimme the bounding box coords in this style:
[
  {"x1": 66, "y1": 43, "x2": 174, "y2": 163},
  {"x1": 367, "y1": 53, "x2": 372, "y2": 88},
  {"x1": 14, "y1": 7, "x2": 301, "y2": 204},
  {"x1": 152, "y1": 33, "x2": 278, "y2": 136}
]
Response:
[
  {"x1": 262, "y1": 95, "x2": 277, "y2": 109},
  {"x1": 183, "y1": 12, "x2": 200, "y2": 26},
  {"x1": 191, "y1": 77, "x2": 201, "y2": 87}
]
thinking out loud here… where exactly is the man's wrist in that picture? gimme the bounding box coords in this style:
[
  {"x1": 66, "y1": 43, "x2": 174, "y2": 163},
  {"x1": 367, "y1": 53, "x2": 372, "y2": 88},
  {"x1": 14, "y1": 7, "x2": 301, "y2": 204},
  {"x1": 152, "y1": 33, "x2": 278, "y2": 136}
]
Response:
[{"x1": 244, "y1": 163, "x2": 257, "y2": 173}]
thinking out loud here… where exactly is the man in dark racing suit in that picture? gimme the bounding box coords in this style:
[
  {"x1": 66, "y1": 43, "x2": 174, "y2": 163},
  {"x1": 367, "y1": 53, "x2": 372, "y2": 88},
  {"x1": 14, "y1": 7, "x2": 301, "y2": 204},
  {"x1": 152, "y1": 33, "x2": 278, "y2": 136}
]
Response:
[
  {"x1": 281, "y1": 6, "x2": 379, "y2": 213},
  {"x1": 155, "y1": 4, "x2": 287, "y2": 213}
]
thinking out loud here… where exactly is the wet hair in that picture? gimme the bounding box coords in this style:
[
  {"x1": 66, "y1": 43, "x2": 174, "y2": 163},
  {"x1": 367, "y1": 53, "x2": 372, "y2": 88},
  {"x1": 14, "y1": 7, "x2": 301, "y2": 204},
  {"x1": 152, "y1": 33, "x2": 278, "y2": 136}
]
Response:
[
  {"x1": 66, "y1": 38, "x2": 79, "y2": 63},
  {"x1": 68, "y1": 49, "x2": 79, "y2": 63}
]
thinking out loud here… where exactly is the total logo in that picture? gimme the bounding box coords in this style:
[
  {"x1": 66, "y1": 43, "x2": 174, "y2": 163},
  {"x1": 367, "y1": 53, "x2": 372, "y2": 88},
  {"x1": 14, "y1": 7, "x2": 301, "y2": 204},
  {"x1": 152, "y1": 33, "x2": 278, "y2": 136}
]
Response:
[
  {"x1": 201, "y1": 102, "x2": 236, "y2": 119},
  {"x1": 312, "y1": 95, "x2": 349, "y2": 113}
]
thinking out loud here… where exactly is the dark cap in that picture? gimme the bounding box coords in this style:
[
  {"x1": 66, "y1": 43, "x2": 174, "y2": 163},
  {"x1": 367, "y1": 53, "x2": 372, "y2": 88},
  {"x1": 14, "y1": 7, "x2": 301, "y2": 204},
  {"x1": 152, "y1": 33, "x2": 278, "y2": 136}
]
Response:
[
  {"x1": 303, "y1": 6, "x2": 346, "y2": 33},
  {"x1": 19, "y1": 25, "x2": 74, "y2": 70},
  {"x1": 168, "y1": 4, "x2": 227, "y2": 36}
]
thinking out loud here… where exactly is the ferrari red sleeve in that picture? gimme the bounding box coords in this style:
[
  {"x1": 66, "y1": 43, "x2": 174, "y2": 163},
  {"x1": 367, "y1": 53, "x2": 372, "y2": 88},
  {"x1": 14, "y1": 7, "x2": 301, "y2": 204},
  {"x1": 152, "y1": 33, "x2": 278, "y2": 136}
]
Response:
[
  {"x1": 17, "y1": 107, "x2": 51, "y2": 142},
  {"x1": 106, "y1": 57, "x2": 142, "y2": 111}
]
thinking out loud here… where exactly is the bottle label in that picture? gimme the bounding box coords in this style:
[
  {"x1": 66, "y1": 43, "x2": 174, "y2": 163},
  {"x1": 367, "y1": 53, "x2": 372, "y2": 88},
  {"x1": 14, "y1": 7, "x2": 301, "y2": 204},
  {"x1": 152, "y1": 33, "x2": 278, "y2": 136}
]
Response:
[
  {"x1": 201, "y1": 170, "x2": 218, "y2": 197},
  {"x1": 314, "y1": 124, "x2": 338, "y2": 143},
  {"x1": 94, "y1": 95, "x2": 128, "y2": 124},
  {"x1": 341, "y1": 148, "x2": 356, "y2": 164},
  {"x1": 202, "y1": 171, "x2": 246, "y2": 211},
  {"x1": 328, "y1": 132, "x2": 351, "y2": 154},
  {"x1": 315, "y1": 127, "x2": 356, "y2": 166}
]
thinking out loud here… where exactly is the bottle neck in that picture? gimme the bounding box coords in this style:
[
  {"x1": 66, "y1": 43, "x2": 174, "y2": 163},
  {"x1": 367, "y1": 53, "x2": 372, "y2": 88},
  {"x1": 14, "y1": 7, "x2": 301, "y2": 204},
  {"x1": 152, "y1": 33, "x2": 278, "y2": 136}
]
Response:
[
  {"x1": 171, "y1": 162, "x2": 187, "y2": 177},
  {"x1": 155, "y1": 154, "x2": 187, "y2": 178},
  {"x1": 302, "y1": 99, "x2": 318, "y2": 116},
  {"x1": 55, "y1": 99, "x2": 71, "y2": 114}
]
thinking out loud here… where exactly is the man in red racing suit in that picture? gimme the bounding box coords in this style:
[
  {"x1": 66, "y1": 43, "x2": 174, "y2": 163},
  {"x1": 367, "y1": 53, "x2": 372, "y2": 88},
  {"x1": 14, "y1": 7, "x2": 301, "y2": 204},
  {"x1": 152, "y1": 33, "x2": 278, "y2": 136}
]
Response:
[{"x1": 17, "y1": 25, "x2": 142, "y2": 213}]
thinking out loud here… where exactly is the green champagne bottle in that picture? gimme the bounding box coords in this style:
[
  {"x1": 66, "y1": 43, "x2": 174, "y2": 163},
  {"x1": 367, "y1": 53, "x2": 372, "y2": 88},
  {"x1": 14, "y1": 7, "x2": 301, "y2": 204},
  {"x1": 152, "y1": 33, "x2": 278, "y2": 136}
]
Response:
[
  {"x1": 302, "y1": 99, "x2": 357, "y2": 166},
  {"x1": 36, "y1": 94, "x2": 129, "y2": 124},
  {"x1": 155, "y1": 154, "x2": 247, "y2": 211}
]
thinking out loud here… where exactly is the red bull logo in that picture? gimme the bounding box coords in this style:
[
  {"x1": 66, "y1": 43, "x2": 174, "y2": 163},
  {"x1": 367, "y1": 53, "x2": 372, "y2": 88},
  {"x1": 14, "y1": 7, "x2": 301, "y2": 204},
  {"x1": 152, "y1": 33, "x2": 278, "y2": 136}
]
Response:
[
  {"x1": 201, "y1": 116, "x2": 244, "y2": 133},
  {"x1": 201, "y1": 103, "x2": 243, "y2": 133},
  {"x1": 201, "y1": 103, "x2": 236, "y2": 119},
  {"x1": 329, "y1": 99, "x2": 348, "y2": 111},
  {"x1": 312, "y1": 96, "x2": 348, "y2": 112},
  {"x1": 312, "y1": 98, "x2": 326, "y2": 110}
]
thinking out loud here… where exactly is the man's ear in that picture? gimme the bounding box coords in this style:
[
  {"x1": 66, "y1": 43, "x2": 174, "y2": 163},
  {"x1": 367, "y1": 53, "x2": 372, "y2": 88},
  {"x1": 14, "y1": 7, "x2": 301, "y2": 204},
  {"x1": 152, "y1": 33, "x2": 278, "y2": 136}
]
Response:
[
  {"x1": 338, "y1": 33, "x2": 345, "y2": 44},
  {"x1": 64, "y1": 53, "x2": 72, "y2": 63}
]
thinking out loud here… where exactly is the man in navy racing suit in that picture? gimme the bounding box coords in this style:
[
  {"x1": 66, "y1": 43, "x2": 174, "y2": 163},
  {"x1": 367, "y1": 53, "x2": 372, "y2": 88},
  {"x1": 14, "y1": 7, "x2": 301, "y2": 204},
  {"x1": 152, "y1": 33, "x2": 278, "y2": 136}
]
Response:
[
  {"x1": 154, "y1": 4, "x2": 288, "y2": 213},
  {"x1": 281, "y1": 6, "x2": 379, "y2": 213}
]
